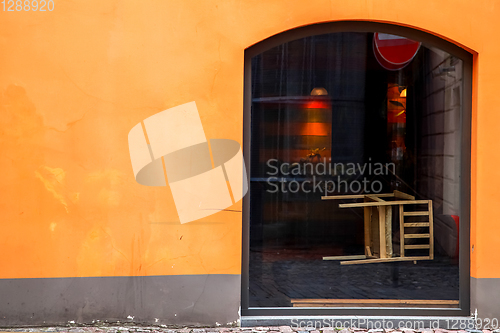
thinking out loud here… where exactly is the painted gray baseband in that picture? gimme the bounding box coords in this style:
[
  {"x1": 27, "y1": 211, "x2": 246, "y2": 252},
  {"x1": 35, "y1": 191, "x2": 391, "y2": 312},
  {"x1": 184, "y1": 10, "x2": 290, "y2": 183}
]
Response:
[
  {"x1": 471, "y1": 277, "x2": 500, "y2": 319},
  {"x1": 0, "y1": 274, "x2": 240, "y2": 327},
  {"x1": 241, "y1": 316, "x2": 474, "y2": 329}
]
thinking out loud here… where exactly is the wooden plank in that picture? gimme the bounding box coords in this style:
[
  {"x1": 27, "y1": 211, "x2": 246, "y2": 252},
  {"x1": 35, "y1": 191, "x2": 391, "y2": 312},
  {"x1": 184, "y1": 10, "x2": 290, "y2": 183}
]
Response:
[
  {"x1": 366, "y1": 195, "x2": 386, "y2": 202},
  {"x1": 340, "y1": 256, "x2": 431, "y2": 265},
  {"x1": 291, "y1": 299, "x2": 459, "y2": 308},
  {"x1": 366, "y1": 246, "x2": 372, "y2": 257},
  {"x1": 364, "y1": 200, "x2": 371, "y2": 256},
  {"x1": 428, "y1": 200, "x2": 434, "y2": 260},
  {"x1": 378, "y1": 206, "x2": 386, "y2": 258},
  {"x1": 339, "y1": 200, "x2": 430, "y2": 208},
  {"x1": 321, "y1": 193, "x2": 395, "y2": 200},
  {"x1": 323, "y1": 255, "x2": 366, "y2": 260},
  {"x1": 291, "y1": 299, "x2": 459, "y2": 305},
  {"x1": 393, "y1": 190, "x2": 416, "y2": 200},
  {"x1": 399, "y1": 204, "x2": 405, "y2": 258},
  {"x1": 405, "y1": 244, "x2": 430, "y2": 249},
  {"x1": 292, "y1": 303, "x2": 457, "y2": 308},
  {"x1": 371, "y1": 206, "x2": 380, "y2": 257},
  {"x1": 404, "y1": 211, "x2": 430, "y2": 216},
  {"x1": 292, "y1": 303, "x2": 458, "y2": 308},
  {"x1": 294, "y1": 302, "x2": 456, "y2": 307},
  {"x1": 404, "y1": 222, "x2": 430, "y2": 227},
  {"x1": 385, "y1": 204, "x2": 393, "y2": 257},
  {"x1": 404, "y1": 234, "x2": 430, "y2": 238}
]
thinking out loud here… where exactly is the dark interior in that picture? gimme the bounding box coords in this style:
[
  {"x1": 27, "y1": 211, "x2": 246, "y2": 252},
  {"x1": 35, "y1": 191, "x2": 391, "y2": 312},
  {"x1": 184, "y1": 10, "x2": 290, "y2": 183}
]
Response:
[{"x1": 249, "y1": 32, "x2": 462, "y2": 307}]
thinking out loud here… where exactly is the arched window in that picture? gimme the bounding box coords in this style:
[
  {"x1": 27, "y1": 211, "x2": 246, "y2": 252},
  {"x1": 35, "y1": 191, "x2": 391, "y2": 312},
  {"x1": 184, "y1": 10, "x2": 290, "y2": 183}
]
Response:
[{"x1": 242, "y1": 22, "x2": 472, "y2": 317}]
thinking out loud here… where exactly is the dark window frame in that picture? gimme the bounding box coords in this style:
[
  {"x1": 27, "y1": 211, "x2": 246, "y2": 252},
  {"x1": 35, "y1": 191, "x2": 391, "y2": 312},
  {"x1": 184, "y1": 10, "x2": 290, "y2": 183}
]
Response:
[{"x1": 242, "y1": 21, "x2": 472, "y2": 317}]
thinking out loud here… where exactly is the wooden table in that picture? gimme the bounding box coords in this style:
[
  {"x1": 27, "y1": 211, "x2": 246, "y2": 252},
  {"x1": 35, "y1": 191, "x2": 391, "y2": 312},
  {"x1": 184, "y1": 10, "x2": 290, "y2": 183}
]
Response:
[{"x1": 321, "y1": 190, "x2": 434, "y2": 265}]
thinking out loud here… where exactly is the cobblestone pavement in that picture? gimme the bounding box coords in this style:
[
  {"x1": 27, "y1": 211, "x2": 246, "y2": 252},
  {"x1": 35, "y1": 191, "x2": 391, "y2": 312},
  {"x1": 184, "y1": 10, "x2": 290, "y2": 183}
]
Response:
[{"x1": 0, "y1": 326, "x2": 498, "y2": 333}]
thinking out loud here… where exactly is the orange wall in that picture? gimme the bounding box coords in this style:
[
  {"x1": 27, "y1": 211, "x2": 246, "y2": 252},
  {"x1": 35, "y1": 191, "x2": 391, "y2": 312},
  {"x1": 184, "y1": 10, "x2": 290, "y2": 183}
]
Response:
[{"x1": 0, "y1": 0, "x2": 497, "y2": 279}]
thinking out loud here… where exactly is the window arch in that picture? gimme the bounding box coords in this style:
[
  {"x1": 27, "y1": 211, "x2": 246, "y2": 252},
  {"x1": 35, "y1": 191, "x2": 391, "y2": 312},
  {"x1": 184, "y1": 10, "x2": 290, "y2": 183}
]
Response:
[{"x1": 242, "y1": 21, "x2": 472, "y2": 317}]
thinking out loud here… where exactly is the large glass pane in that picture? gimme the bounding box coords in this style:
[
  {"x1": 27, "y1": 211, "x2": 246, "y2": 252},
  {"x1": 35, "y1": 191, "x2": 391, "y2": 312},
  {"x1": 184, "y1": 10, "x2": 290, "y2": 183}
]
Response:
[{"x1": 249, "y1": 32, "x2": 463, "y2": 308}]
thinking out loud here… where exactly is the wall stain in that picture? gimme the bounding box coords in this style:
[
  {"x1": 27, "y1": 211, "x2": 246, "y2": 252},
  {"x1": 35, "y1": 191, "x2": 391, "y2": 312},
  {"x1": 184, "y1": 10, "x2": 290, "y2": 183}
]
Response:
[{"x1": 35, "y1": 166, "x2": 79, "y2": 213}]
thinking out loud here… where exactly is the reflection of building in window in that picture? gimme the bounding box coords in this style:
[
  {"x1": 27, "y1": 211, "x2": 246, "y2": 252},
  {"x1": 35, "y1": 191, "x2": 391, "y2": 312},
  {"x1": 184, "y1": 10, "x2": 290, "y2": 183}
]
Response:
[
  {"x1": 248, "y1": 31, "x2": 464, "y2": 308},
  {"x1": 418, "y1": 50, "x2": 462, "y2": 259}
]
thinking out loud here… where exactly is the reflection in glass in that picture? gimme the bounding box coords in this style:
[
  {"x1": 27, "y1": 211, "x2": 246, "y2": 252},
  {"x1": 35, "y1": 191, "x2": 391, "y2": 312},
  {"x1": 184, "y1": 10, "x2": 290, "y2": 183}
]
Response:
[{"x1": 249, "y1": 32, "x2": 463, "y2": 308}]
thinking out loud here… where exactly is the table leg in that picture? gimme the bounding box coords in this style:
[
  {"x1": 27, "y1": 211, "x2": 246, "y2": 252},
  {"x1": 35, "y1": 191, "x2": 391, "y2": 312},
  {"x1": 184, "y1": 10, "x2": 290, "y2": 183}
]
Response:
[
  {"x1": 364, "y1": 205, "x2": 371, "y2": 256},
  {"x1": 379, "y1": 206, "x2": 386, "y2": 258},
  {"x1": 385, "y1": 205, "x2": 393, "y2": 257}
]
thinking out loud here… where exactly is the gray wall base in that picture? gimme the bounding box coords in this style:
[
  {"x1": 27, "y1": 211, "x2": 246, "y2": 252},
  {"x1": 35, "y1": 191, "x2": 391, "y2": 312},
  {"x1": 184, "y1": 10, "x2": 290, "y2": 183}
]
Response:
[
  {"x1": 0, "y1": 275, "x2": 240, "y2": 327},
  {"x1": 471, "y1": 277, "x2": 500, "y2": 319}
]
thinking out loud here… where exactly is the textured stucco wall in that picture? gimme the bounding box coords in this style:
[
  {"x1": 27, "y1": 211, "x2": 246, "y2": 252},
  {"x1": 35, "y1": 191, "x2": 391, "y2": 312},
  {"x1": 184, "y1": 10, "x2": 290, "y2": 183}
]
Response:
[{"x1": 1, "y1": 0, "x2": 498, "y2": 325}]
